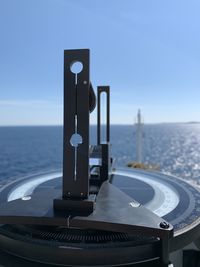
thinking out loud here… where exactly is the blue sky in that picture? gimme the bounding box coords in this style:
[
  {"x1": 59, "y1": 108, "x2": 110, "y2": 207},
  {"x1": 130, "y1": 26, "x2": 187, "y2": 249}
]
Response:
[{"x1": 0, "y1": 0, "x2": 200, "y2": 125}]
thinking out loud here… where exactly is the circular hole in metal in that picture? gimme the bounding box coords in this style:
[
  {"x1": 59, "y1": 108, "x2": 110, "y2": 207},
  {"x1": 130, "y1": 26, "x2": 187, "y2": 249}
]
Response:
[
  {"x1": 70, "y1": 61, "x2": 83, "y2": 74},
  {"x1": 22, "y1": 195, "x2": 31, "y2": 201},
  {"x1": 70, "y1": 133, "x2": 83, "y2": 147}
]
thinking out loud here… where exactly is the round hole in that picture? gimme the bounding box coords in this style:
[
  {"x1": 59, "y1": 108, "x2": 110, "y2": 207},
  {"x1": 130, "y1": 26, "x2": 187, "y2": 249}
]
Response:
[
  {"x1": 70, "y1": 133, "x2": 83, "y2": 147},
  {"x1": 70, "y1": 61, "x2": 83, "y2": 74}
]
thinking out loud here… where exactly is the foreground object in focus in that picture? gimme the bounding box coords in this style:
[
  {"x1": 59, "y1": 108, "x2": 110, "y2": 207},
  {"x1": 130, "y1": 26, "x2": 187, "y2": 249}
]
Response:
[{"x1": 0, "y1": 49, "x2": 199, "y2": 267}]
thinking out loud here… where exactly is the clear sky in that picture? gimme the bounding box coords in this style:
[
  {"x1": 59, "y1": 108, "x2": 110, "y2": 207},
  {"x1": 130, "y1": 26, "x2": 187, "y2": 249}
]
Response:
[{"x1": 0, "y1": 0, "x2": 200, "y2": 125}]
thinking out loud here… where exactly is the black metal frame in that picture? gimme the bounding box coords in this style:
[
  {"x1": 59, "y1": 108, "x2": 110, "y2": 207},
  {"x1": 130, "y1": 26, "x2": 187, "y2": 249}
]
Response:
[
  {"x1": 63, "y1": 49, "x2": 90, "y2": 199},
  {"x1": 97, "y1": 86, "x2": 110, "y2": 145},
  {"x1": 96, "y1": 86, "x2": 111, "y2": 183}
]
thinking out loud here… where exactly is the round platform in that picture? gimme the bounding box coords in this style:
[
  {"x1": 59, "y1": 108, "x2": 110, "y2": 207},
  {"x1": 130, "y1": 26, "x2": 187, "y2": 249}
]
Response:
[{"x1": 0, "y1": 168, "x2": 200, "y2": 266}]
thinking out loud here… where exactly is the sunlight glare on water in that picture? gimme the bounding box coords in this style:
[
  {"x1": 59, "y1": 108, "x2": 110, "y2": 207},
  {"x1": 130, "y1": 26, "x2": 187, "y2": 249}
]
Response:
[{"x1": 0, "y1": 124, "x2": 200, "y2": 184}]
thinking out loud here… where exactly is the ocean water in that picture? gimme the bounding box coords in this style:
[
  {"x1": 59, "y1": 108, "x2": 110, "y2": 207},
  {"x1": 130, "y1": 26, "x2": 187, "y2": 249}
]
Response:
[{"x1": 0, "y1": 124, "x2": 200, "y2": 183}]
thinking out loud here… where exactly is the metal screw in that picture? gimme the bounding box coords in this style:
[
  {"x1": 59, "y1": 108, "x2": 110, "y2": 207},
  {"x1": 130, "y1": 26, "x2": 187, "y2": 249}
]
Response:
[
  {"x1": 129, "y1": 201, "x2": 140, "y2": 208},
  {"x1": 67, "y1": 192, "x2": 71, "y2": 195},
  {"x1": 83, "y1": 80, "x2": 87, "y2": 84},
  {"x1": 22, "y1": 196, "x2": 31, "y2": 201},
  {"x1": 160, "y1": 221, "x2": 169, "y2": 229}
]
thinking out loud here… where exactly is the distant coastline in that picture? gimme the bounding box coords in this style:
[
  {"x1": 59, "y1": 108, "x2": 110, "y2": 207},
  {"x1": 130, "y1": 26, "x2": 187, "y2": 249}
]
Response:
[{"x1": 186, "y1": 121, "x2": 200, "y2": 124}]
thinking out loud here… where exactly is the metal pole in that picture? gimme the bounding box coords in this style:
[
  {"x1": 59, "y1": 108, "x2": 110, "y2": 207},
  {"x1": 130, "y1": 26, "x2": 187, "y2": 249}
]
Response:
[{"x1": 136, "y1": 109, "x2": 143, "y2": 163}]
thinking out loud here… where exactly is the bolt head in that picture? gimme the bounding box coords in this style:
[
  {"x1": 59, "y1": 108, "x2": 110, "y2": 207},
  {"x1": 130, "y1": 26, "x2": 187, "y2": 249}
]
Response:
[
  {"x1": 22, "y1": 195, "x2": 31, "y2": 201},
  {"x1": 160, "y1": 221, "x2": 170, "y2": 229}
]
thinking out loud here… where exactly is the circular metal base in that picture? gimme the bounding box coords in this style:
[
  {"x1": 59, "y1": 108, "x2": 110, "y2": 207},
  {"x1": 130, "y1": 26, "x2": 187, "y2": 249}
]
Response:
[{"x1": 0, "y1": 168, "x2": 200, "y2": 266}]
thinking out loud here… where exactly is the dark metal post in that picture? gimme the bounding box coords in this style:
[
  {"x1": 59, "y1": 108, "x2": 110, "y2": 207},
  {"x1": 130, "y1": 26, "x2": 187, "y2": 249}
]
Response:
[
  {"x1": 63, "y1": 49, "x2": 90, "y2": 199},
  {"x1": 161, "y1": 238, "x2": 170, "y2": 267},
  {"x1": 97, "y1": 86, "x2": 110, "y2": 183}
]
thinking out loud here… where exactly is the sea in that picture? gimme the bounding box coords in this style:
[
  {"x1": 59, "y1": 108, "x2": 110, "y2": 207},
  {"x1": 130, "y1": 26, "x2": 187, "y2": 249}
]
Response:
[{"x1": 0, "y1": 124, "x2": 200, "y2": 184}]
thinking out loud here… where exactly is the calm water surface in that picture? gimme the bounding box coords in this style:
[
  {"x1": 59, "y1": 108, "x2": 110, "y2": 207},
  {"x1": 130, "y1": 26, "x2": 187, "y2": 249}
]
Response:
[{"x1": 0, "y1": 124, "x2": 200, "y2": 182}]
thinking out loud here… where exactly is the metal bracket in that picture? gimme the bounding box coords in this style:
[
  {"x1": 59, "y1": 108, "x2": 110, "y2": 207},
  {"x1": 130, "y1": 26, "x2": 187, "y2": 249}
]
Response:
[
  {"x1": 97, "y1": 86, "x2": 110, "y2": 145},
  {"x1": 62, "y1": 49, "x2": 90, "y2": 199},
  {"x1": 97, "y1": 86, "x2": 111, "y2": 183}
]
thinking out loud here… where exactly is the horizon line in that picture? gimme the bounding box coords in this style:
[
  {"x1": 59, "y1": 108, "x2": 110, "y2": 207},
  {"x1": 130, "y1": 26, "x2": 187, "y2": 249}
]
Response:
[{"x1": 0, "y1": 122, "x2": 199, "y2": 127}]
